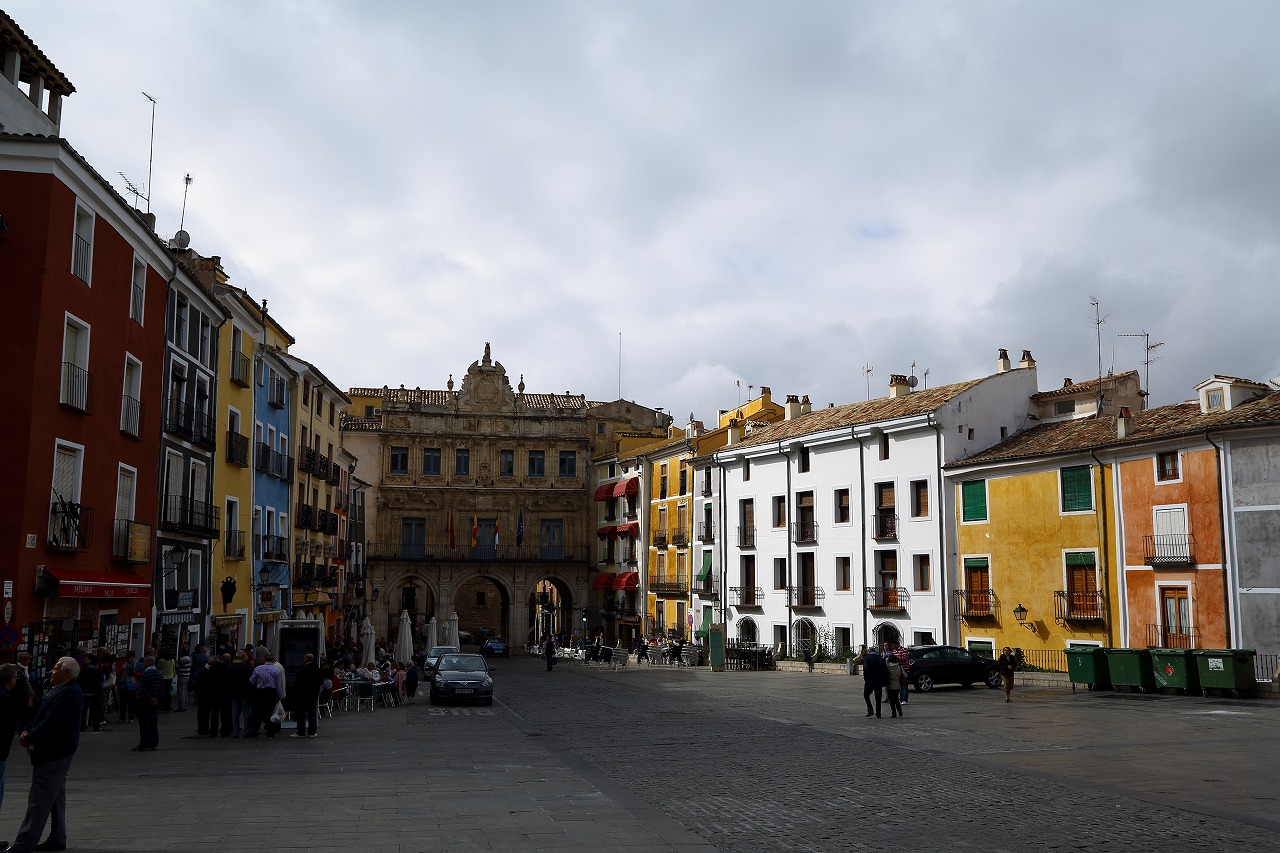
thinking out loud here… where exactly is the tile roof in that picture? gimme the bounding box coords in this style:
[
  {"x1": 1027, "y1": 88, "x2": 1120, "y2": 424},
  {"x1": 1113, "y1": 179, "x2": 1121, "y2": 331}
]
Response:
[
  {"x1": 951, "y1": 390, "x2": 1280, "y2": 468},
  {"x1": 720, "y1": 375, "x2": 993, "y2": 452},
  {"x1": 1031, "y1": 370, "x2": 1139, "y2": 400},
  {"x1": 0, "y1": 11, "x2": 75, "y2": 95}
]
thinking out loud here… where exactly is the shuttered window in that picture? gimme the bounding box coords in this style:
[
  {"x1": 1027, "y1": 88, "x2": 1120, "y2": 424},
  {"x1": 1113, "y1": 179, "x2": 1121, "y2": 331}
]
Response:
[
  {"x1": 961, "y1": 480, "x2": 987, "y2": 522},
  {"x1": 1060, "y1": 466, "x2": 1093, "y2": 512}
]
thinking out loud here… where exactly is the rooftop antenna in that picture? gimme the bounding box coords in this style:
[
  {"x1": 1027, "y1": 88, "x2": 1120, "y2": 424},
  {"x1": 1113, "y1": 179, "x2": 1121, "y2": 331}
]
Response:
[
  {"x1": 142, "y1": 92, "x2": 157, "y2": 214},
  {"x1": 617, "y1": 331, "x2": 622, "y2": 400},
  {"x1": 862, "y1": 363, "x2": 874, "y2": 401},
  {"x1": 736, "y1": 379, "x2": 742, "y2": 406},
  {"x1": 922, "y1": 367, "x2": 931, "y2": 390},
  {"x1": 1119, "y1": 330, "x2": 1164, "y2": 409},
  {"x1": 178, "y1": 173, "x2": 193, "y2": 231},
  {"x1": 118, "y1": 171, "x2": 146, "y2": 210},
  {"x1": 1089, "y1": 298, "x2": 1108, "y2": 415}
]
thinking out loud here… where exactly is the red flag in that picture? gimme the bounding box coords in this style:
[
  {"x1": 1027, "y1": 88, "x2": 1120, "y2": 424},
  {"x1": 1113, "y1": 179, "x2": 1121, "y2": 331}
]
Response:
[
  {"x1": 471, "y1": 513, "x2": 478, "y2": 548},
  {"x1": 448, "y1": 512, "x2": 455, "y2": 549}
]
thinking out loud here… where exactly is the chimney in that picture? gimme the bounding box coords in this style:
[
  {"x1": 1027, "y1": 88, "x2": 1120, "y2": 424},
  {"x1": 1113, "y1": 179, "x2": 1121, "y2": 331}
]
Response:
[
  {"x1": 726, "y1": 419, "x2": 740, "y2": 446},
  {"x1": 996, "y1": 348, "x2": 1011, "y2": 373},
  {"x1": 889, "y1": 374, "x2": 910, "y2": 398},
  {"x1": 1117, "y1": 406, "x2": 1134, "y2": 439},
  {"x1": 784, "y1": 395, "x2": 802, "y2": 420},
  {"x1": 1019, "y1": 350, "x2": 1036, "y2": 369},
  {"x1": 1063, "y1": 378, "x2": 1073, "y2": 387},
  {"x1": 759, "y1": 386, "x2": 771, "y2": 404},
  {"x1": 800, "y1": 395, "x2": 812, "y2": 415}
]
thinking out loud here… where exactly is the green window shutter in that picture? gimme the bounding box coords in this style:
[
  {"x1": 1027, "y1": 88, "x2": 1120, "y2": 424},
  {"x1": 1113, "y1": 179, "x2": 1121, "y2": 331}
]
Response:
[
  {"x1": 1065, "y1": 552, "x2": 1096, "y2": 567},
  {"x1": 961, "y1": 480, "x2": 987, "y2": 522},
  {"x1": 963, "y1": 557, "x2": 989, "y2": 569},
  {"x1": 696, "y1": 551, "x2": 712, "y2": 582},
  {"x1": 1061, "y1": 466, "x2": 1093, "y2": 512}
]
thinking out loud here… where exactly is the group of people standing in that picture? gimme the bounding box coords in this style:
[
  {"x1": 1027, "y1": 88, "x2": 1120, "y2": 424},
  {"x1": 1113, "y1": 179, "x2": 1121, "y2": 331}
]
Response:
[{"x1": 860, "y1": 642, "x2": 912, "y2": 718}]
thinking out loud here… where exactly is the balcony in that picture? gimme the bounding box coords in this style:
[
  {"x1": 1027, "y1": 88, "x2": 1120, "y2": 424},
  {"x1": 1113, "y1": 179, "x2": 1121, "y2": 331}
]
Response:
[
  {"x1": 317, "y1": 455, "x2": 331, "y2": 480},
  {"x1": 367, "y1": 540, "x2": 591, "y2": 563},
  {"x1": 738, "y1": 526, "x2": 756, "y2": 549},
  {"x1": 701, "y1": 481, "x2": 712, "y2": 497},
  {"x1": 328, "y1": 463, "x2": 343, "y2": 487},
  {"x1": 164, "y1": 398, "x2": 194, "y2": 438},
  {"x1": 953, "y1": 588, "x2": 997, "y2": 618},
  {"x1": 224, "y1": 529, "x2": 246, "y2": 561},
  {"x1": 268, "y1": 377, "x2": 287, "y2": 409},
  {"x1": 647, "y1": 572, "x2": 688, "y2": 596},
  {"x1": 1145, "y1": 623, "x2": 1199, "y2": 649},
  {"x1": 120, "y1": 395, "x2": 143, "y2": 438},
  {"x1": 60, "y1": 362, "x2": 92, "y2": 413},
  {"x1": 111, "y1": 519, "x2": 152, "y2": 563},
  {"x1": 295, "y1": 503, "x2": 315, "y2": 530},
  {"x1": 255, "y1": 442, "x2": 272, "y2": 473},
  {"x1": 270, "y1": 450, "x2": 294, "y2": 481},
  {"x1": 729, "y1": 586, "x2": 764, "y2": 608},
  {"x1": 866, "y1": 587, "x2": 909, "y2": 611},
  {"x1": 262, "y1": 535, "x2": 289, "y2": 561},
  {"x1": 872, "y1": 512, "x2": 898, "y2": 541},
  {"x1": 47, "y1": 502, "x2": 92, "y2": 551},
  {"x1": 161, "y1": 495, "x2": 221, "y2": 536},
  {"x1": 325, "y1": 511, "x2": 339, "y2": 535},
  {"x1": 297, "y1": 446, "x2": 316, "y2": 474},
  {"x1": 653, "y1": 528, "x2": 669, "y2": 548},
  {"x1": 1054, "y1": 590, "x2": 1107, "y2": 622},
  {"x1": 671, "y1": 526, "x2": 689, "y2": 546},
  {"x1": 230, "y1": 350, "x2": 252, "y2": 387},
  {"x1": 788, "y1": 585, "x2": 825, "y2": 608},
  {"x1": 1144, "y1": 534, "x2": 1196, "y2": 567},
  {"x1": 790, "y1": 520, "x2": 819, "y2": 546},
  {"x1": 226, "y1": 430, "x2": 249, "y2": 467},
  {"x1": 623, "y1": 503, "x2": 638, "y2": 520},
  {"x1": 130, "y1": 282, "x2": 144, "y2": 322},
  {"x1": 191, "y1": 409, "x2": 217, "y2": 450},
  {"x1": 697, "y1": 522, "x2": 715, "y2": 543},
  {"x1": 72, "y1": 233, "x2": 91, "y2": 281},
  {"x1": 692, "y1": 576, "x2": 720, "y2": 600}
]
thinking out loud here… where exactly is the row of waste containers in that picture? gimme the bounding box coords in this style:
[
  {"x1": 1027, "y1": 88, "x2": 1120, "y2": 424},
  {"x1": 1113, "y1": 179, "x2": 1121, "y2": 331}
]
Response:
[{"x1": 1064, "y1": 647, "x2": 1258, "y2": 697}]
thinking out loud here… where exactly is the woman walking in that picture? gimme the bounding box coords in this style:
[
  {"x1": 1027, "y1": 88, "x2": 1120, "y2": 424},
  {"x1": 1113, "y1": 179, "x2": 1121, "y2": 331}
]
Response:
[{"x1": 997, "y1": 646, "x2": 1018, "y2": 702}]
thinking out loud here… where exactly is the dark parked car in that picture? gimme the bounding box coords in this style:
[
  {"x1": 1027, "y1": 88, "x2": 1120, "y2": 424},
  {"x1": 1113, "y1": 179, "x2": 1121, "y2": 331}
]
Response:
[
  {"x1": 907, "y1": 645, "x2": 1002, "y2": 692},
  {"x1": 423, "y1": 645, "x2": 460, "y2": 672},
  {"x1": 429, "y1": 653, "x2": 495, "y2": 705},
  {"x1": 480, "y1": 636, "x2": 509, "y2": 658}
]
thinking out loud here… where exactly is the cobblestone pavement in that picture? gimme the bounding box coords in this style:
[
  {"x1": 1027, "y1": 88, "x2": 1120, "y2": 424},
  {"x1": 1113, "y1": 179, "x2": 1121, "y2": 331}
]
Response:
[{"x1": 1, "y1": 657, "x2": 1276, "y2": 852}]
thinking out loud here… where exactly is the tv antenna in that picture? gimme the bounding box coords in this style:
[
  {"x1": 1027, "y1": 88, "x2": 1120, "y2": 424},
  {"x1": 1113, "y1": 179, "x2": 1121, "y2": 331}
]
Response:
[
  {"x1": 142, "y1": 92, "x2": 157, "y2": 214},
  {"x1": 178, "y1": 173, "x2": 193, "y2": 230},
  {"x1": 118, "y1": 171, "x2": 147, "y2": 210},
  {"x1": 862, "y1": 363, "x2": 874, "y2": 400},
  {"x1": 1089, "y1": 298, "x2": 1108, "y2": 414},
  {"x1": 1119, "y1": 330, "x2": 1164, "y2": 409}
]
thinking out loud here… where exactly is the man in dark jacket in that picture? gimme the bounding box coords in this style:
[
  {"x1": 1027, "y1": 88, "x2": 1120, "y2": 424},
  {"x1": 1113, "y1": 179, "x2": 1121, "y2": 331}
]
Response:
[
  {"x1": 74, "y1": 651, "x2": 102, "y2": 733},
  {"x1": 7, "y1": 655, "x2": 83, "y2": 853},
  {"x1": 133, "y1": 656, "x2": 163, "y2": 752},
  {"x1": 226, "y1": 652, "x2": 253, "y2": 738},
  {"x1": 291, "y1": 654, "x2": 324, "y2": 739},
  {"x1": 862, "y1": 648, "x2": 890, "y2": 719}
]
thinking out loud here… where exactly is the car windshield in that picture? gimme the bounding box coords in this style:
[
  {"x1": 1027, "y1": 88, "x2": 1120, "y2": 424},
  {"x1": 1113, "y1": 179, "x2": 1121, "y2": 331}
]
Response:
[
  {"x1": 488, "y1": 637, "x2": 506, "y2": 644},
  {"x1": 438, "y1": 655, "x2": 486, "y2": 673},
  {"x1": 429, "y1": 647, "x2": 459, "y2": 657}
]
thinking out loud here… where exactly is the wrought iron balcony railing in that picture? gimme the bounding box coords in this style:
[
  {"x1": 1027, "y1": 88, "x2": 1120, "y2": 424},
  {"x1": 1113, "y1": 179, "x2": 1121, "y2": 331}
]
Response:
[
  {"x1": 647, "y1": 572, "x2": 688, "y2": 595},
  {"x1": 953, "y1": 588, "x2": 997, "y2": 618},
  {"x1": 224, "y1": 529, "x2": 246, "y2": 560},
  {"x1": 230, "y1": 350, "x2": 252, "y2": 387},
  {"x1": 697, "y1": 522, "x2": 715, "y2": 543},
  {"x1": 48, "y1": 501, "x2": 93, "y2": 550},
  {"x1": 788, "y1": 585, "x2": 825, "y2": 607},
  {"x1": 1144, "y1": 534, "x2": 1196, "y2": 567},
  {"x1": 738, "y1": 526, "x2": 756, "y2": 549},
  {"x1": 60, "y1": 362, "x2": 92, "y2": 412},
  {"x1": 872, "y1": 512, "x2": 898, "y2": 540},
  {"x1": 652, "y1": 528, "x2": 668, "y2": 548},
  {"x1": 1055, "y1": 590, "x2": 1106, "y2": 622},
  {"x1": 226, "y1": 430, "x2": 249, "y2": 467},
  {"x1": 729, "y1": 586, "x2": 764, "y2": 608},
  {"x1": 120, "y1": 395, "x2": 143, "y2": 438},
  {"x1": 268, "y1": 377, "x2": 287, "y2": 408},
  {"x1": 671, "y1": 527, "x2": 690, "y2": 546},
  {"x1": 1145, "y1": 623, "x2": 1199, "y2": 649},
  {"x1": 161, "y1": 495, "x2": 220, "y2": 536},
  {"x1": 692, "y1": 576, "x2": 720, "y2": 600},
  {"x1": 295, "y1": 503, "x2": 315, "y2": 530},
  {"x1": 72, "y1": 234, "x2": 91, "y2": 281},
  {"x1": 262, "y1": 534, "x2": 290, "y2": 561},
  {"x1": 164, "y1": 398, "x2": 193, "y2": 437},
  {"x1": 865, "y1": 586, "x2": 909, "y2": 610},
  {"x1": 111, "y1": 519, "x2": 151, "y2": 563},
  {"x1": 791, "y1": 520, "x2": 819, "y2": 546}
]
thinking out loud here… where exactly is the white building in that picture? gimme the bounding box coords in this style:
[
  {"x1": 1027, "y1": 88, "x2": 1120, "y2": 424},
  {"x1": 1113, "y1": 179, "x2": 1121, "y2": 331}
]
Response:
[{"x1": 702, "y1": 351, "x2": 1041, "y2": 656}]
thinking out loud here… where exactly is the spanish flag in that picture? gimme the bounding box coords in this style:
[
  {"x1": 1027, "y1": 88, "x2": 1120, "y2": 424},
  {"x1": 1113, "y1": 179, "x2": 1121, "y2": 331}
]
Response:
[{"x1": 471, "y1": 513, "x2": 478, "y2": 548}]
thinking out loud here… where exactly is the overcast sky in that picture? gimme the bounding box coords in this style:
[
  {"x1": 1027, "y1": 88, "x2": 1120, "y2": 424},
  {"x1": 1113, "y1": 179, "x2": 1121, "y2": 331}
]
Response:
[{"x1": 10, "y1": 2, "x2": 1279, "y2": 423}]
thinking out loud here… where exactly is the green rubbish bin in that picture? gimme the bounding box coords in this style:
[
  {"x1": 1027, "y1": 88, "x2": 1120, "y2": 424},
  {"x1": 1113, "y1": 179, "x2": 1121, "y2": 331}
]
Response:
[
  {"x1": 1105, "y1": 648, "x2": 1157, "y2": 693},
  {"x1": 1064, "y1": 646, "x2": 1111, "y2": 693},
  {"x1": 1150, "y1": 648, "x2": 1200, "y2": 693},
  {"x1": 1193, "y1": 649, "x2": 1258, "y2": 697}
]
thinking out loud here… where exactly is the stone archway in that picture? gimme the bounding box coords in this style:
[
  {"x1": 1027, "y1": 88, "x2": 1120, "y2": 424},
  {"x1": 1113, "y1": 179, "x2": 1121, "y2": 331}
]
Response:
[
  {"x1": 736, "y1": 616, "x2": 758, "y2": 644},
  {"x1": 527, "y1": 576, "x2": 574, "y2": 645},
  {"x1": 454, "y1": 575, "x2": 511, "y2": 643},
  {"x1": 873, "y1": 621, "x2": 902, "y2": 649},
  {"x1": 385, "y1": 575, "x2": 437, "y2": 642}
]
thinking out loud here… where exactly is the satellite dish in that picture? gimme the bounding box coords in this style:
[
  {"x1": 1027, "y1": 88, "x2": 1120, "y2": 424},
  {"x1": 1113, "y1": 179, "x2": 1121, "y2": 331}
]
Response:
[
  {"x1": 907, "y1": 375, "x2": 919, "y2": 388},
  {"x1": 172, "y1": 229, "x2": 191, "y2": 249}
]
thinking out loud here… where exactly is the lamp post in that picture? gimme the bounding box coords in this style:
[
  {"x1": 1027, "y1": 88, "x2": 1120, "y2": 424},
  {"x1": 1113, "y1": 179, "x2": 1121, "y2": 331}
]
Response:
[{"x1": 1012, "y1": 603, "x2": 1037, "y2": 633}]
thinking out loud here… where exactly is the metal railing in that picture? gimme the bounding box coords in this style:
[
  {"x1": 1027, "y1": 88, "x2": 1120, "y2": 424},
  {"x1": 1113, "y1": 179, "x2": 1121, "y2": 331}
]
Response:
[
  {"x1": 191, "y1": 409, "x2": 217, "y2": 450},
  {"x1": 729, "y1": 586, "x2": 764, "y2": 608},
  {"x1": 130, "y1": 282, "x2": 145, "y2": 323},
  {"x1": 111, "y1": 519, "x2": 150, "y2": 563},
  {"x1": 164, "y1": 398, "x2": 193, "y2": 437},
  {"x1": 1144, "y1": 534, "x2": 1196, "y2": 567},
  {"x1": 865, "y1": 587, "x2": 909, "y2": 610},
  {"x1": 72, "y1": 234, "x2": 91, "y2": 281},
  {"x1": 230, "y1": 350, "x2": 252, "y2": 387},
  {"x1": 692, "y1": 576, "x2": 719, "y2": 600},
  {"x1": 262, "y1": 534, "x2": 289, "y2": 561},
  {"x1": 647, "y1": 572, "x2": 688, "y2": 595},
  {"x1": 298, "y1": 446, "x2": 317, "y2": 474},
  {"x1": 671, "y1": 526, "x2": 689, "y2": 546},
  {"x1": 1144, "y1": 624, "x2": 1199, "y2": 649},
  {"x1": 60, "y1": 362, "x2": 91, "y2": 412},
  {"x1": 120, "y1": 395, "x2": 142, "y2": 437},
  {"x1": 255, "y1": 442, "x2": 272, "y2": 472},
  {"x1": 161, "y1": 495, "x2": 220, "y2": 535},
  {"x1": 1054, "y1": 590, "x2": 1107, "y2": 621},
  {"x1": 366, "y1": 540, "x2": 589, "y2": 562},
  {"x1": 954, "y1": 588, "x2": 997, "y2": 618},
  {"x1": 738, "y1": 526, "x2": 756, "y2": 549},
  {"x1": 1017, "y1": 648, "x2": 1068, "y2": 673},
  {"x1": 224, "y1": 529, "x2": 246, "y2": 560},
  {"x1": 872, "y1": 512, "x2": 898, "y2": 540},
  {"x1": 788, "y1": 586, "x2": 825, "y2": 607},
  {"x1": 226, "y1": 430, "x2": 249, "y2": 467},
  {"x1": 791, "y1": 520, "x2": 819, "y2": 545},
  {"x1": 697, "y1": 522, "x2": 714, "y2": 543},
  {"x1": 48, "y1": 502, "x2": 92, "y2": 550},
  {"x1": 652, "y1": 528, "x2": 668, "y2": 548},
  {"x1": 268, "y1": 377, "x2": 287, "y2": 408}
]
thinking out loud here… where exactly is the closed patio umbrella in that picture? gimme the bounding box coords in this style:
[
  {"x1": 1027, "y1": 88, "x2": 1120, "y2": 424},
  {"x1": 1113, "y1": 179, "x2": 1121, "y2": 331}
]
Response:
[
  {"x1": 360, "y1": 617, "x2": 377, "y2": 667},
  {"x1": 395, "y1": 610, "x2": 414, "y2": 664},
  {"x1": 446, "y1": 612, "x2": 460, "y2": 648},
  {"x1": 425, "y1": 616, "x2": 437, "y2": 649}
]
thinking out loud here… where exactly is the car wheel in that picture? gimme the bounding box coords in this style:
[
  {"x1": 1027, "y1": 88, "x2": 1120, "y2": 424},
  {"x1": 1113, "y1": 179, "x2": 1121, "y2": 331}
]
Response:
[
  {"x1": 914, "y1": 673, "x2": 934, "y2": 693},
  {"x1": 985, "y1": 669, "x2": 1003, "y2": 689}
]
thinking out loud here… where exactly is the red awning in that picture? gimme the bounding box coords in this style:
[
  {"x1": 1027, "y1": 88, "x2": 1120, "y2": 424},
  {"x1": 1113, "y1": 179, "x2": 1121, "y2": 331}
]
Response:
[
  {"x1": 615, "y1": 571, "x2": 639, "y2": 591},
  {"x1": 613, "y1": 478, "x2": 639, "y2": 497},
  {"x1": 591, "y1": 573, "x2": 616, "y2": 590},
  {"x1": 48, "y1": 568, "x2": 151, "y2": 599},
  {"x1": 596, "y1": 525, "x2": 619, "y2": 539},
  {"x1": 616, "y1": 522, "x2": 640, "y2": 539},
  {"x1": 593, "y1": 483, "x2": 615, "y2": 501}
]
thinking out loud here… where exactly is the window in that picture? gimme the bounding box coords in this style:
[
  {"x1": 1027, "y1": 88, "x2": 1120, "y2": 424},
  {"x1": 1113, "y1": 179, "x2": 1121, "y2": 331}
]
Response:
[
  {"x1": 400, "y1": 517, "x2": 425, "y2": 558},
  {"x1": 539, "y1": 518, "x2": 563, "y2": 559},
  {"x1": 528, "y1": 450, "x2": 545, "y2": 477},
  {"x1": 798, "y1": 446, "x2": 810, "y2": 473},
  {"x1": 743, "y1": 459, "x2": 750, "y2": 481},
  {"x1": 389, "y1": 446, "x2": 409, "y2": 475},
  {"x1": 499, "y1": 450, "x2": 514, "y2": 478},
  {"x1": 558, "y1": 450, "x2": 576, "y2": 478},
  {"x1": 967, "y1": 428, "x2": 975, "y2": 440},
  {"x1": 1000, "y1": 426, "x2": 1008, "y2": 440},
  {"x1": 834, "y1": 488, "x2": 850, "y2": 524},
  {"x1": 49, "y1": 442, "x2": 84, "y2": 548},
  {"x1": 421, "y1": 448, "x2": 441, "y2": 476},
  {"x1": 910, "y1": 480, "x2": 929, "y2": 518},
  {"x1": 1054, "y1": 399, "x2": 1076, "y2": 416},
  {"x1": 198, "y1": 314, "x2": 212, "y2": 366},
  {"x1": 60, "y1": 314, "x2": 90, "y2": 411},
  {"x1": 121, "y1": 355, "x2": 142, "y2": 437},
  {"x1": 329, "y1": 400, "x2": 335, "y2": 426},
  {"x1": 879, "y1": 433, "x2": 890, "y2": 460},
  {"x1": 1206, "y1": 389, "x2": 1224, "y2": 411},
  {"x1": 678, "y1": 467, "x2": 687, "y2": 495},
  {"x1": 913, "y1": 554, "x2": 931, "y2": 592},
  {"x1": 659, "y1": 464, "x2": 668, "y2": 499},
  {"x1": 1156, "y1": 452, "x2": 1180, "y2": 482},
  {"x1": 302, "y1": 380, "x2": 310, "y2": 405},
  {"x1": 964, "y1": 557, "x2": 991, "y2": 613},
  {"x1": 836, "y1": 556, "x2": 851, "y2": 591},
  {"x1": 771, "y1": 496, "x2": 786, "y2": 528},
  {"x1": 72, "y1": 202, "x2": 94, "y2": 283},
  {"x1": 170, "y1": 296, "x2": 188, "y2": 347},
  {"x1": 130, "y1": 257, "x2": 146, "y2": 324},
  {"x1": 1060, "y1": 465, "x2": 1093, "y2": 513},
  {"x1": 455, "y1": 448, "x2": 470, "y2": 477},
  {"x1": 961, "y1": 480, "x2": 987, "y2": 522},
  {"x1": 773, "y1": 557, "x2": 787, "y2": 590}
]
